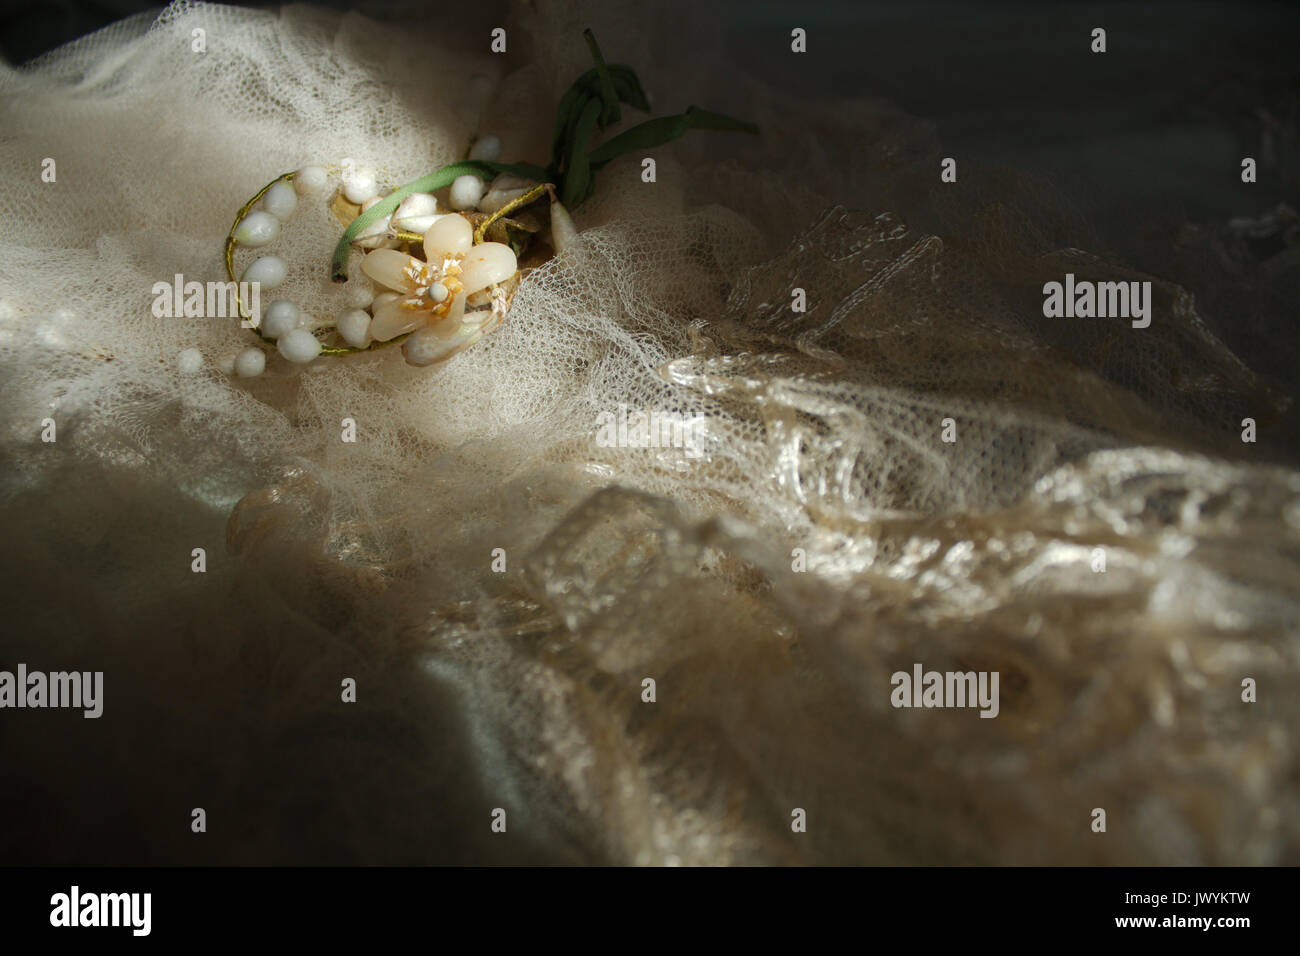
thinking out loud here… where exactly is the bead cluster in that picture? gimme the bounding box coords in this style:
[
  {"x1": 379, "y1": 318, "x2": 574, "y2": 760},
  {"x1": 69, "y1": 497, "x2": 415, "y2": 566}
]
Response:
[
  {"x1": 222, "y1": 165, "x2": 326, "y2": 376},
  {"x1": 214, "y1": 149, "x2": 520, "y2": 378}
]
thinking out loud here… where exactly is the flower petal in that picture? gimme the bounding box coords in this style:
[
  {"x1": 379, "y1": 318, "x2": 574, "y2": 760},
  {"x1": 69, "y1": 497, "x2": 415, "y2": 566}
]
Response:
[
  {"x1": 361, "y1": 249, "x2": 421, "y2": 293},
  {"x1": 446, "y1": 290, "x2": 466, "y2": 325},
  {"x1": 424, "y1": 313, "x2": 468, "y2": 339},
  {"x1": 402, "y1": 320, "x2": 486, "y2": 367},
  {"x1": 369, "y1": 297, "x2": 427, "y2": 342},
  {"x1": 423, "y1": 214, "x2": 472, "y2": 260},
  {"x1": 460, "y1": 241, "x2": 517, "y2": 294}
]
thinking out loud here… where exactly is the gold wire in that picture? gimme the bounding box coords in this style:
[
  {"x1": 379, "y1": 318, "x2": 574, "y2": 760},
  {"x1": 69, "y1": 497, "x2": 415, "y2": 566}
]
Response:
[
  {"x1": 224, "y1": 171, "x2": 292, "y2": 343},
  {"x1": 472, "y1": 183, "x2": 550, "y2": 244},
  {"x1": 471, "y1": 182, "x2": 549, "y2": 316}
]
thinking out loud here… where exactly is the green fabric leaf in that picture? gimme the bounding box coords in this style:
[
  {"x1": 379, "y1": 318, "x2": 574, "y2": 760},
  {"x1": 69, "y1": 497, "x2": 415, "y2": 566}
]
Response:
[
  {"x1": 610, "y1": 66, "x2": 651, "y2": 113},
  {"x1": 583, "y1": 29, "x2": 621, "y2": 129},
  {"x1": 558, "y1": 90, "x2": 597, "y2": 174},
  {"x1": 561, "y1": 98, "x2": 604, "y2": 208},
  {"x1": 586, "y1": 106, "x2": 759, "y2": 170},
  {"x1": 550, "y1": 64, "x2": 651, "y2": 171},
  {"x1": 551, "y1": 72, "x2": 599, "y2": 171}
]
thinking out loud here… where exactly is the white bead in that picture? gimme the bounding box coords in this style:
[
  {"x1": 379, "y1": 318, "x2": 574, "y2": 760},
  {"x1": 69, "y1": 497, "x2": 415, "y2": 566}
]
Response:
[
  {"x1": 355, "y1": 213, "x2": 393, "y2": 249},
  {"x1": 352, "y1": 195, "x2": 397, "y2": 248},
  {"x1": 240, "y1": 255, "x2": 287, "y2": 289},
  {"x1": 277, "y1": 328, "x2": 322, "y2": 364},
  {"x1": 233, "y1": 211, "x2": 280, "y2": 247},
  {"x1": 343, "y1": 168, "x2": 378, "y2": 204},
  {"x1": 449, "y1": 174, "x2": 485, "y2": 211},
  {"x1": 398, "y1": 214, "x2": 440, "y2": 235},
  {"x1": 234, "y1": 346, "x2": 266, "y2": 377},
  {"x1": 177, "y1": 348, "x2": 203, "y2": 373},
  {"x1": 392, "y1": 193, "x2": 440, "y2": 234},
  {"x1": 337, "y1": 309, "x2": 372, "y2": 348},
  {"x1": 344, "y1": 281, "x2": 374, "y2": 309},
  {"x1": 263, "y1": 181, "x2": 297, "y2": 220},
  {"x1": 293, "y1": 166, "x2": 327, "y2": 194},
  {"x1": 469, "y1": 135, "x2": 501, "y2": 162},
  {"x1": 428, "y1": 282, "x2": 448, "y2": 303},
  {"x1": 261, "y1": 299, "x2": 301, "y2": 339},
  {"x1": 479, "y1": 173, "x2": 536, "y2": 214}
]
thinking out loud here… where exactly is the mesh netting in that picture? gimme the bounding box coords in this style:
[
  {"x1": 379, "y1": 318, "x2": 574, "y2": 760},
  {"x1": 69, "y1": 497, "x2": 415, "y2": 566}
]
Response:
[{"x1": 1, "y1": 0, "x2": 1297, "y2": 864}]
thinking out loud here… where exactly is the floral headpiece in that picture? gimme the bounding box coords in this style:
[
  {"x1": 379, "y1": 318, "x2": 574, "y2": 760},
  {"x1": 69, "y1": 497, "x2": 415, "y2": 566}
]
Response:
[{"x1": 222, "y1": 30, "x2": 757, "y2": 373}]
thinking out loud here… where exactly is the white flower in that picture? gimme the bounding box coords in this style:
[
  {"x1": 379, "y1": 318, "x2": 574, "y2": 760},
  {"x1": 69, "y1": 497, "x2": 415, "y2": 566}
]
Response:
[{"x1": 361, "y1": 214, "x2": 516, "y2": 344}]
